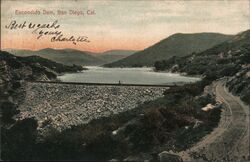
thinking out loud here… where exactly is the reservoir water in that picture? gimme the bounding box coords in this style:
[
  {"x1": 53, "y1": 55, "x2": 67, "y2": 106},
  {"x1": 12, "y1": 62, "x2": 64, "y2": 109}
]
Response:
[{"x1": 58, "y1": 67, "x2": 200, "y2": 85}]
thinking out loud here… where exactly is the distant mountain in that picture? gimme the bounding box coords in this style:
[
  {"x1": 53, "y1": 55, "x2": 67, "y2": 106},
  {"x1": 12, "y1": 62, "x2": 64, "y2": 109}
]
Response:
[
  {"x1": 105, "y1": 33, "x2": 233, "y2": 67},
  {"x1": 97, "y1": 50, "x2": 136, "y2": 64},
  {"x1": 101, "y1": 50, "x2": 137, "y2": 56},
  {"x1": 5, "y1": 48, "x2": 106, "y2": 66}
]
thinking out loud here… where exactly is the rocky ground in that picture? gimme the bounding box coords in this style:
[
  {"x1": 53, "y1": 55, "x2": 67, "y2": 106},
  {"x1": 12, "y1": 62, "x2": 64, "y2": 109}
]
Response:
[{"x1": 16, "y1": 82, "x2": 168, "y2": 134}]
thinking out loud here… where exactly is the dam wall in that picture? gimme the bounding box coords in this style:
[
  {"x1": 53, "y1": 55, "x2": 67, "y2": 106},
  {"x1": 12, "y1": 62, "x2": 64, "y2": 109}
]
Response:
[{"x1": 16, "y1": 82, "x2": 169, "y2": 133}]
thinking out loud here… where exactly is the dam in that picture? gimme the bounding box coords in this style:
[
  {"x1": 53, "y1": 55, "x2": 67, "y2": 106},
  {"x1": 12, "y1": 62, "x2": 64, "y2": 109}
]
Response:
[{"x1": 16, "y1": 82, "x2": 169, "y2": 133}]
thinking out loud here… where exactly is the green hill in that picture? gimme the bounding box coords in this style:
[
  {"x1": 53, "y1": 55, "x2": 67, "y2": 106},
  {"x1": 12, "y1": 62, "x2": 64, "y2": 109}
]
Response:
[{"x1": 105, "y1": 33, "x2": 233, "y2": 67}]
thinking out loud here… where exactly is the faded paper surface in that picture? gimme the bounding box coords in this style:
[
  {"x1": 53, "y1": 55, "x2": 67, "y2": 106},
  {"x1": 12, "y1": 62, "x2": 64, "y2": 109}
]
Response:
[
  {"x1": 1, "y1": 0, "x2": 249, "y2": 52},
  {"x1": 1, "y1": 1, "x2": 250, "y2": 162}
]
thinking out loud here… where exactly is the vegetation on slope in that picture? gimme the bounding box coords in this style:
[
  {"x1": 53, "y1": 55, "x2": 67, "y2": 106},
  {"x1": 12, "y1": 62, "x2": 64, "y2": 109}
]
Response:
[
  {"x1": 226, "y1": 66, "x2": 250, "y2": 104},
  {"x1": 153, "y1": 29, "x2": 250, "y2": 105}
]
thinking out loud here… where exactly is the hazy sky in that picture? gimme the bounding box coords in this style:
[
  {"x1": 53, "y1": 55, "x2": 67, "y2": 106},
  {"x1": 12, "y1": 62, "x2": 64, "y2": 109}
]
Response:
[{"x1": 1, "y1": 0, "x2": 250, "y2": 52}]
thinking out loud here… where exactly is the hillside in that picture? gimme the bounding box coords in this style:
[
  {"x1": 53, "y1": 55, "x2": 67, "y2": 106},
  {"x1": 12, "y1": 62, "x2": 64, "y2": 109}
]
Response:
[
  {"x1": 6, "y1": 48, "x2": 106, "y2": 66},
  {"x1": 0, "y1": 51, "x2": 83, "y2": 82},
  {"x1": 105, "y1": 33, "x2": 233, "y2": 67},
  {"x1": 97, "y1": 50, "x2": 136, "y2": 64},
  {"x1": 154, "y1": 29, "x2": 250, "y2": 104},
  {"x1": 158, "y1": 30, "x2": 250, "y2": 74}
]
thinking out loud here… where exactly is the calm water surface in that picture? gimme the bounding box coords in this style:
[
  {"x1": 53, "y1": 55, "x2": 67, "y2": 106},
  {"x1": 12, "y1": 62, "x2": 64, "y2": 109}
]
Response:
[{"x1": 58, "y1": 67, "x2": 200, "y2": 85}]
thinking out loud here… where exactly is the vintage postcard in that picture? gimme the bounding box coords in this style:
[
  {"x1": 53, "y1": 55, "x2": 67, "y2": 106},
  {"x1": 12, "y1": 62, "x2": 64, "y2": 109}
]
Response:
[{"x1": 0, "y1": 0, "x2": 250, "y2": 161}]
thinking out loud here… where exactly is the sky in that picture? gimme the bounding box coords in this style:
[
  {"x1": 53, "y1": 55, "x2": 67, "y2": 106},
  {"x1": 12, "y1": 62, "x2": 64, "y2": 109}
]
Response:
[{"x1": 1, "y1": 0, "x2": 250, "y2": 52}]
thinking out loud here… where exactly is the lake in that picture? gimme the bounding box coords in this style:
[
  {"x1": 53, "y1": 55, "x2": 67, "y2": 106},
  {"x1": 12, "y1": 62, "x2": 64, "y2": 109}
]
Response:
[{"x1": 58, "y1": 67, "x2": 200, "y2": 85}]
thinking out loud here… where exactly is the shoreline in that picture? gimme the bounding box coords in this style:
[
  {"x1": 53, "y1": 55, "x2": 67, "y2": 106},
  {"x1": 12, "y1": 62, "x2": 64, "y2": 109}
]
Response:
[{"x1": 57, "y1": 66, "x2": 201, "y2": 85}]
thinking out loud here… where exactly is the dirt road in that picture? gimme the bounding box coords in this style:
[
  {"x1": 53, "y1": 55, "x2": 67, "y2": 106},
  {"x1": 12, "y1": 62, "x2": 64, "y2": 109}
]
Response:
[{"x1": 179, "y1": 81, "x2": 250, "y2": 162}]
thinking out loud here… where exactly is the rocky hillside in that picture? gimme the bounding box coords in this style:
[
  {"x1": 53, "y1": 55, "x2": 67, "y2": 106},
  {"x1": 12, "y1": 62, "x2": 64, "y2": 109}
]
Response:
[
  {"x1": 105, "y1": 33, "x2": 233, "y2": 67},
  {"x1": 226, "y1": 65, "x2": 250, "y2": 104}
]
